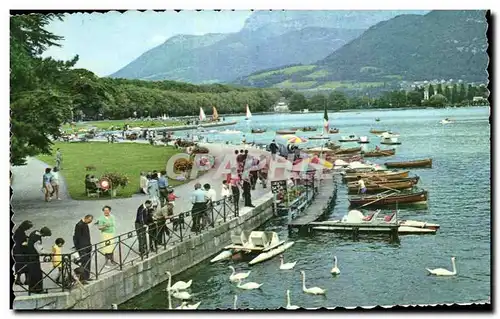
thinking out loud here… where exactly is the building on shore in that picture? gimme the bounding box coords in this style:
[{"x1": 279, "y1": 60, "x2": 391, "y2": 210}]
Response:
[{"x1": 274, "y1": 99, "x2": 290, "y2": 113}]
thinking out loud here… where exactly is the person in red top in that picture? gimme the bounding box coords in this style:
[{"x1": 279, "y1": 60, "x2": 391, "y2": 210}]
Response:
[
  {"x1": 229, "y1": 168, "x2": 241, "y2": 210},
  {"x1": 166, "y1": 188, "x2": 180, "y2": 230}
]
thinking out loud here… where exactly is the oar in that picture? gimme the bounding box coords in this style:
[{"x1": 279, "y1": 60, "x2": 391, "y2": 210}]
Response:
[
  {"x1": 374, "y1": 183, "x2": 401, "y2": 193},
  {"x1": 357, "y1": 191, "x2": 396, "y2": 208}
]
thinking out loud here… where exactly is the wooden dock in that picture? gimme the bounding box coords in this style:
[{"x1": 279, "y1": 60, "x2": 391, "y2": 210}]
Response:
[
  {"x1": 308, "y1": 222, "x2": 400, "y2": 242},
  {"x1": 287, "y1": 179, "x2": 338, "y2": 233}
]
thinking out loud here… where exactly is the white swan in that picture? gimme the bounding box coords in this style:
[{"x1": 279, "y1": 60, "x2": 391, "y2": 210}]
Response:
[
  {"x1": 280, "y1": 255, "x2": 297, "y2": 270},
  {"x1": 236, "y1": 278, "x2": 263, "y2": 290},
  {"x1": 331, "y1": 256, "x2": 340, "y2": 275},
  {"x1": 172, "y1": 290, "x2": 192, "y2": 300},
  {"x1": 166, "y1": 271, "x2": 192, "y2": 290},
  {"x1": 229, "y1": 266, "x2": 251, "y2": 282},
  {"x1": 166, "y1": 273, "x2": 173, "y2": 309},
  {"x1": 111, "y1": 304, "x2": 118, "y2": 310},
  {"x1": 286, "y1": 290, "x2": 300, "y2": 310},
  {"x1": 426, "y1": 257, "x2": 457, "y2": 276},
  {"x1": 176, "y1": 301, "x2": 201, "y2": 310},
  {"x1": 300, "y1": 270, "x2": 326, "y2": 295},
  {"x1": 233, "y1": 295, "x2": 238, "y2": 310}
]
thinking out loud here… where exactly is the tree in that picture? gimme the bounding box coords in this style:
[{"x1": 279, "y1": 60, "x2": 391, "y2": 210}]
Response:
[
  {"x1": 288, "y1": 92, "x2": 308, "y2": 111},
  {"x1": 308, "y1": 94, "x2": 328, "y2": 111},
  {"x1": 436, "y1": 84, "x2": 443, "y2": 95},
  {"x1": 457, "y1": 83, "x2": 466, "y2": 102},
  {"x1": 443, "y1": 85, "x2": 451, "y2": 102},
  {"x1": 10, "y1": 14, "x2": 76, "y2": 165},
  {"x1": 467, "y1": 84, "x2": 477, "y2": 101},
  {"x1": 328, "y1": 91, "x2": 348, "y2": 110},
  {"x1": 407, "y1": 91, "x2": 422, "y2": 106},
  {"x1": 428, "y1": 84, "x2": 435, "y2": 97},
  {"x1": 429, "y1": 94, "x2": 448, "y2": 107}
]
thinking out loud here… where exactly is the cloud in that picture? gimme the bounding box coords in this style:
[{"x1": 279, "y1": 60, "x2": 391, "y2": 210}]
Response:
[{"x1": 149, "y1": 35, "x2": 167, "y2": 46}]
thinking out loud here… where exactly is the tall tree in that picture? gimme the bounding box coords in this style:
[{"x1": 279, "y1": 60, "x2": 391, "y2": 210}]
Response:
[
  {"x1": 457, "y1": 83, "x2": 466, "y2": 102},
  {"x1": 10, "y1": 14, "x2": 76, "y2": 165},
  {"x1": 436, "y1": 83, "x2": 443, "y2": 95},
  {"x1": 428, "y1": 84, "x2": 435, "y2": 97},
  {"x1": 288, "y1": 92, "x2": 308, "y2": 111},
  {"x1": 450, "y1": 84, "x2": 458, "y2": 104},
  {"x1": 328, "y1": 91, "x2": 348, "y2": 110},
  {"x1": 443, "y1": 85, "x2": 451, "y2": 102}
]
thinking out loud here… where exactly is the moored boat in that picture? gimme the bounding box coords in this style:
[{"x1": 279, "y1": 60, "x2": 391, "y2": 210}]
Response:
[
  {"x1": 347, "y1": 179, "x2": 417, "y2": 194},
  {"x1": 276, "y1": 129, "x2": 297, "y2": 135},
  {"x1": 385, "y1": 158, "x2": 432, "y2": 169},
  {"x1": 348, "y1": 190, "x2": 428, "y2": 207},
  {"x1": 358, "y1": 136, "x2": 370, "y2": 144},
  {"x1": 339, "y1": 135, "x2": 359, "y2": 142},
  {"x1": 370, "y1": 129, "x2": 386, "y2": 134},
  {"x1": 380, "y1": 137, "x2": 401, "y2": 145},
  {"x1": 299, "y1": 126, "x2": 317, "y2": 132},
  {"x1": 362, "y1": 148, "x2": 396, "y2": 157},
  {"x1": 335, "y1": 146, "x2": 362, "y2": 155},
  {"x1": 342, "y1": 170, "x2": 410, "y2": 182},
  {"x1": 329, "y1": 128, "x2": 340, "y2": 134},
  {"x1": 251, "y1": 128, "x2": 267, "y2": 134},
  {"x1": 309, "y1": 135, "x2": 330, "y2": 140}
]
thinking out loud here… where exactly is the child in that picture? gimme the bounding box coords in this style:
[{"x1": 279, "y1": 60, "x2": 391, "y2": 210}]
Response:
[
  {"x1": 51, "y1": 238, "x2": 65, "y2": 283},
  {"x1": 221, "y1": 180, "x2": 231, "y2": 199}
]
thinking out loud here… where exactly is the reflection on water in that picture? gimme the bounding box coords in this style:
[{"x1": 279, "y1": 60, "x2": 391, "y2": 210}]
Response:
[{"x1": 121, "y1": 107, "x2": 490, "y2": 309}]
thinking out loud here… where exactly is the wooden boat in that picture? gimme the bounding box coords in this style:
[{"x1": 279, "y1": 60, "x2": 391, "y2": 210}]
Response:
[
  {"x1": 304, "y1": 147, "x2": 337, "y2": 154},
  {"x1": 342, "y1": 170, "x2": 410, "y2": 182},
  {"x1": 348, "y1": 190, "x2": 428, "y2": 207},
  {"x1": 210, "y1": 231, "x2": 294, "y2": 265},
  {"x1": 370, "y1": 129, "x2": 386, "y2": 134},
  {"x1": 300, "y1": 126, "x2": 317, "y2": 132},
  {"x1": 380, "y1": 137, "x2": 401, "y2": 145},
  {"x1": 362, "y1": 148, "x2": 396, "y2": 157},
  {"x1": 339, "y1": 135, "x2": 359, "y2": 142},
  {"x1": 329, "y1": 128, "x2": 339, "y2": 134},
  {"x1": 311, "y1": 210, "x2": 438, "y2": 235},
  {"x1": 375, "y1": 118, "x2": 381, "y2": 122},
  {"x1": 325, "y1": 142, "x2": 341, "y2": 150},
  {"x1": 347, "y1": 176, "x2": 419, "y2": 187},
  {"x1": 335, "y1": 146, "x2": 362, "y2": 155},
  {"x1": 276, "y1": 129, "x2": 297, "y2": 135},
  {"x1": 347, "y1": 180, "x2": 416, "y2": 194},
  {"x1": 251, "y1": 128, "x2": 267, "y2": 134},
  {"x1": 385, "y1": 158, "x2": 432, "y2": 169}
]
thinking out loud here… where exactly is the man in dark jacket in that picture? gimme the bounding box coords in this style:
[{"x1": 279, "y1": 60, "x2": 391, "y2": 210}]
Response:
[
  {"x1": 269, "y1": 140, "x2": 278, "y2": 160},
  {"x1": 73, "y1": 215, "x2": 93, "y2": 283},
  {"x1": 135, "y1": 200, "x2": 152, "y2": 255}
]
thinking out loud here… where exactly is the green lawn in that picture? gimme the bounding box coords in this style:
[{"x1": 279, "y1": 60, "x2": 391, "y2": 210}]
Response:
[
  {"x1": 273, "y1": 80, "x2": 317, "y2": 89},
  {"x1": 305, "y1": 69, "x2": 329, "y2": 79},
  {"x1": 62, "y1": 119, "x2": 183, "y2": 132},
  {"x1": 249, "y1": 65, "x2": 317, "y2": 80},
  {"x1": 37, "y1": 142, "x2": 189, "y2": 200}
]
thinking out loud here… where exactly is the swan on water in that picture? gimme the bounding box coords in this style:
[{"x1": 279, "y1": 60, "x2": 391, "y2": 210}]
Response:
[
  {"x1": 111, "y1": 304, "x2": 118, "y2": 310},
  {"x1": 172, "y1": 289, "x2": 193, "y2": 300},
  {"x1": 426, "y1": 257, "x2": 457, "y2": 276},
  {"x1": 166, "y1": 271, "x2": 193, "y2": 290},
  {"x1": 331, "y1": 256, "x2": 340, "y2": 275},
  {"x1": 233, "y1": 295, "x2": 238, "y2": 310},
  {"x1": 176, "y1": 301, "x2": 201, "y2": 310},
  {"x1": 236, "y1": 278, "x2": 263, "y2": 290},
  {"x1": 280, "y1": 255, "x2": 297, "y2": 270},
  {"x1": 166, "y1": 273, "x2": 173, "y2": 309},
  {"x1": 286, "y1": 290, "x2": 300, "y2": 310},
  {"x1": 300, "y1": 270, "x2": 326, "y2": 295},
  {"x1": 229, "y1": 266, "x2": 251, "y2": 282}
]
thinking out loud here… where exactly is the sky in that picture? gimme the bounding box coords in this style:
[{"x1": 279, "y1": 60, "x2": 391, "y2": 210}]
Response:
[{"x1": 42, "y1": 11, "x2": 253, "y2": 77}]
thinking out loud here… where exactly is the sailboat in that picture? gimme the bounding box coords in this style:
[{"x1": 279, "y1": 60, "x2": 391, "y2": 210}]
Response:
[
  {"x1": 309, "y1": 105, "x2": 331, "y2": 140},
  {"x1": 245, "y1": 104, "x2": 252, "y2": 121},
  {"x1": 212, "y1": 106, "x2": 219, "y2": 122},
  {"x1": 199, "y1": 107, "x2": 207, "y2": 122}
]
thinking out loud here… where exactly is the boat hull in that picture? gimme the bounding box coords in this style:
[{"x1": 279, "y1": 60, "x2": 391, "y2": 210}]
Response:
[
  {"x1": 251, "y1": 129, "x2": 267, "y2": 134},
  {"x1": 309, "y1": 136, "x2": 330, "y2": 140},
  {"x1": 370, "y1": 129, "x2": 386, "y2": 134},
  {"x1": 385, "y1": 159, "x2": 432, "y2": 169},
  {"x1": 329, "y1": 129, "x2": 339, "y2": 134},
  {"x1": 335, "y1": 147, "x2": 362, "y2": 154},
  {"x1": 210, "y1": 250, "x2": 234, "y2": 263},
  {"x1": 339, "y1": 139, "x2": 360, "y2": 142},
  {"x1": 342, "y1": 171, "x2": 410, "y2": 182},
  {"x1": 248, "y1": 242, "x2": 295, "y2": 265},
  {"x1": 380, "y1": 141, "x2": 401, "y2": 145},
  {"x1": 313, "y1": 225, "x2": 436, "y2": 235},
  {"x1": 362, "y1": 149, "x2": 396, "y2": 157},
  {"x1": 276, "y1": 130, "x2": 297, "y2": 135},
  {"x1": 348, "y1": 191, "x2": 428, "y2": 207},
  {"x1": 347, "y1": 180, "x2": 416, "y2": 193}
]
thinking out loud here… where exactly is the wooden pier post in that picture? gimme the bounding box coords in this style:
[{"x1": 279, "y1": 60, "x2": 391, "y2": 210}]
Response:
[
  {"x1": 352, "y1": 227, "x2": 359, "y2": 241},
  {"x1": 389, "y1": 226, "x2": 400, "y2": 243}
]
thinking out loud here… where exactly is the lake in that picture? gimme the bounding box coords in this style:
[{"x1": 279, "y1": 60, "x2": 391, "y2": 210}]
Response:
[{"x1": 121, "y1": 106, "x2": 490, "y2": 309}]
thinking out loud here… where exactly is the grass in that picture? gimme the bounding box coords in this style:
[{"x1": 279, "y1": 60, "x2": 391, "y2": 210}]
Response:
[
  {"x1": 273, "y1": 80, "x2": 317, "y2": 89},
  {"x1": 249, "y1": 65, "x2": 316, "y2": 80},
  {"x1": 62, "y1": 119, "x2": 183, "y2": 132},
  {"x1": 37, "y1": 142, "x2": 189, "y2": 200},
  {"x1": 315, "y1": 81, "x2": 385, "y2": 90},
  {"x1": 305, "y1": 69, "x2": 329, "y2": 79}
]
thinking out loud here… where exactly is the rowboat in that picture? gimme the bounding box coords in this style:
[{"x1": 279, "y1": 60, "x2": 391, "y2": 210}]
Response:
[
  {"x1": 329, "y1": 128, "x2": 339, "y2": 134},
  {"x1": 295, "y1": 127, "x2": 317, "y2": 132},
  {"x1": 385, "y1": 158, "x2": 432, "y2": 169},
  {"x1": 210, "y1": 231, "x2": 294, "y2": 265},
  {"x1": 325, "y1": 142, "x2": 341, "y2": 150},
  {"x1": 347, "y1": 175, "x2": 419, "y2": 186},
  {"x1": 311, "y1": 210, "x2": 439, "y2": 234},
  {"x1": 335, "y1": 146, "x2": 362, "y2": 155},
  {"x1": 342, "y1": 170, "x2": 410, "y2": 182},
  {"x1": 251, "y1": 128, "x2": 267, "y2": 134},
  {"x1": 339, "y1": 135, "x2": 359, "y2": 142},
  {"x1": 348, "y1": 190, "x2": 428, "y2": 207},
  {"x1": 370, "y1": 129, "x2": 386, "y2": 134},
  {"x1": 276, "y1": 129, "x2": 297, "y2": 135},
  {"x1": 358, "y1": 136, "x2": 370, "y2": 144},
  {"x1": 347, "y1": 179, "x2": 416, "y2": 194},
  {"x1": 308, "y1": 135, "x2": 330, "y2": 140},
  {"x1": 362, "y1": 148, "x2": 396, "y2": 157}
]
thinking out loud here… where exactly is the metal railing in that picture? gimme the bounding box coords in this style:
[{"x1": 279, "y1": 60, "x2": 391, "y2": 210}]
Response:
[{"x1": 13, "y1": 197, "x2": 239, "y2": 295}]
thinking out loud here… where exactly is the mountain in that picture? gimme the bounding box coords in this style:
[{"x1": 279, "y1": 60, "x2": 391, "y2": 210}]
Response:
[
  {"x1": 110, "y1": 10, "x2": 427, "y2": 83},
  {"x1": 235, "y1": 10, "x2": 488, "y2": 91}
]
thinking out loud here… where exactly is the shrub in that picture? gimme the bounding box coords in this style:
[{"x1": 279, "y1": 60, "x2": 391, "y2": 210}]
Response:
[{"x1": 101, "y1": 172, "x2": 129, "y2": 188}]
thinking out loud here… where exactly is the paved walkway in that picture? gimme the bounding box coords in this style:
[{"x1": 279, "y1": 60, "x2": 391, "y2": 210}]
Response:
[{"x1": 11, "y1": 143, "x2": 279, "y2": 297}]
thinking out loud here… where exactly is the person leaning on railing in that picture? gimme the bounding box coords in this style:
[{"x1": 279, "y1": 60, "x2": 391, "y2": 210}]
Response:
[
  {"x1": 190, "y1": 183, "x2": 207, "y2": 233},
  {"x1": 135, "y1": 201, "x2": 151, "y2": 255},
  {"x1": 73, "y1": 214, "x2": 94, "y2": 284},
  {"x1": 13, "y1": 220, "x2": 34, "y2": 286},
  {"x1": 25, "y1": 226, "x2": 52, "y2": 294}
]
